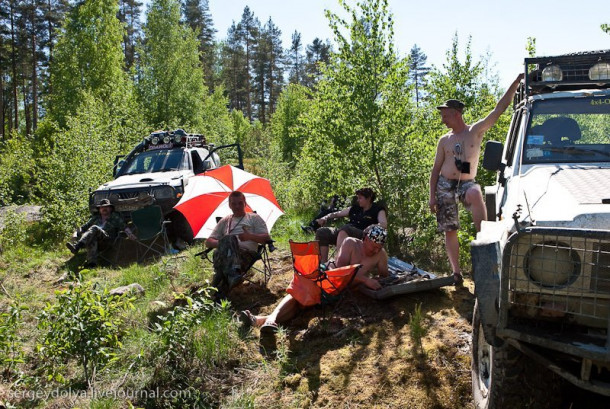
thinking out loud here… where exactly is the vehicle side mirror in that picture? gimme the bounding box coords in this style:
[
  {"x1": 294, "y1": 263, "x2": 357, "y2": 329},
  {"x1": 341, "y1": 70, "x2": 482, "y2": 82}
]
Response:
[
  {"x1": 113, "y1": 155, "x2": 125, "y2": 177},
  {"x1": 482, "y1": 141, "x2": 504, "y2": 172}
]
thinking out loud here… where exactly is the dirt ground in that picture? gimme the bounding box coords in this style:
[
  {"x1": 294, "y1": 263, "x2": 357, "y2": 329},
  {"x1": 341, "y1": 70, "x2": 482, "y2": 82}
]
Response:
[{"x1": 229, "y1": 249, "x2": 476, "y2": 409}]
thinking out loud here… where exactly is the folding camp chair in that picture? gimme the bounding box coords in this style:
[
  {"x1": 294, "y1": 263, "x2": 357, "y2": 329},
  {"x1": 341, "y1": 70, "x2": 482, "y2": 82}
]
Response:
[
  {"x1": 97, "y1": 234, "x2": 125, "y2": 266},
  {"x1": 197, "y1": 239, "x2": 275, "y2": 287},
  {"x1": 288, "y1": 240, "x2": 361, "y2": 311},
  {"x1": 130, "y1": 205, "x2": 171, "y2": 261}
]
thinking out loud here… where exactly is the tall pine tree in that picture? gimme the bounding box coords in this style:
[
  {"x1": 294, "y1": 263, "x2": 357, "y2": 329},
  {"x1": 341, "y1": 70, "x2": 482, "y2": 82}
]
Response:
[
  {"x1": 304, "y1": 37, "x2": 331, "y2": 89},
  {"x1": 408, "y1": 44, "x2": 430, "y2": 107},
  {"x1": 118, "y1": 0, "x2": 142, "y2": 73},
  {"x1": 237, "y1": 6, "x2": 259, "y2": 121},
  {"x1": 182, "y1": 0, "x2": 216, "y2": 92},
  {"x1": 288, "y1": 30, "x2": 304, "y2": 85},
  {"x1": 220, "y1": 22, "x2": 247, "y2": 113}
]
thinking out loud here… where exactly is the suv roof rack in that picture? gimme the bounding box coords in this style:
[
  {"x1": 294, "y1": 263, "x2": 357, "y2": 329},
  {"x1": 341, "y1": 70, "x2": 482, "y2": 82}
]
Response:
[
  {"x1": 522, "y1": 50, "x2": 610, "y2": 100},
  {"x1": 144, "y1": 129, "x2": 208, "y2": 148}
]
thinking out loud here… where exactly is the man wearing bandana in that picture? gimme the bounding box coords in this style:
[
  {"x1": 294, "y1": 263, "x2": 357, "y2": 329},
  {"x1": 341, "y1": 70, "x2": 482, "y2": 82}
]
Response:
[{"x1": 335, "y1": 224, "x2": 389, "y2": 291}]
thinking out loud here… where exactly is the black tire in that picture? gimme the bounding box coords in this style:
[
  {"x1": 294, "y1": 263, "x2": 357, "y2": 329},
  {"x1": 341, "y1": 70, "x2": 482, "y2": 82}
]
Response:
[
  {"x1": 472, "y1": 299, "x2": 519, "y2": 409},
  {"x1": 471, "y1": 300, "x2": 562, "y2": 409}
]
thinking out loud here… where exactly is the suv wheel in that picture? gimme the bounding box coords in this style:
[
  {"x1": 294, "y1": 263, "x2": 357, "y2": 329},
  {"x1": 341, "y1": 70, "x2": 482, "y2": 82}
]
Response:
[{"x1": 471, "y1": 300, "x2": 561, "y2": 409}]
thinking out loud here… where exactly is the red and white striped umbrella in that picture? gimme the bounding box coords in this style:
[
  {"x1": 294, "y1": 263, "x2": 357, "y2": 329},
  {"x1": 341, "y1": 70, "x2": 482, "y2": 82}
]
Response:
[{"x1": 174, "y1": 165, "x2": 284, "y2": 239}]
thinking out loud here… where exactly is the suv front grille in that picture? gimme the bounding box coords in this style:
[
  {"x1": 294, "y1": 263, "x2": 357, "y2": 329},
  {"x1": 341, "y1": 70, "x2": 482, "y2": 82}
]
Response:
[
  {"x1": 504, "y1": 228, "x2": 610, "y2": 327},
  {"x1": 119, "y1": 191, "x2": 139, "y2": 199}
]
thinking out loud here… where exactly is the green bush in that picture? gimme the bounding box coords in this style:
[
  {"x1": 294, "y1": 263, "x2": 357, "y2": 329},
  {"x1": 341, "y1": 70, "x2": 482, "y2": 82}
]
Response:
[
  {"x1": 0, "y1": 132, "x2": 35, "y2": 206},
  {"x1": 152, "y1": 289, "x2": 230, "y2": 367},
  {"x1": 0, "y1": 211, "x2": 28, "y2": 252},
  {"x1": 37, "y1": 276, "x2": 135, "y2": 386},
  {"x1": 0, "y1": 297, "x2": 28, "y2": 380}
]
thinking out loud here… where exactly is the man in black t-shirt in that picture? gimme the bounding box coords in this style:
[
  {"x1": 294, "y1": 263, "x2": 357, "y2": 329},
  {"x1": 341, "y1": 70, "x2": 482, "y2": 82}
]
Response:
[{"x1": 314, "y1": 187, "x2": 388, "y2": 263}]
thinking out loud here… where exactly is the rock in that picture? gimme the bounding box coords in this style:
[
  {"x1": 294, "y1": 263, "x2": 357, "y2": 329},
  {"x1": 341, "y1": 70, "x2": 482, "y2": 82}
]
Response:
[{"x1": 109, "y1": 283, "x2": 145, "y2": 297}]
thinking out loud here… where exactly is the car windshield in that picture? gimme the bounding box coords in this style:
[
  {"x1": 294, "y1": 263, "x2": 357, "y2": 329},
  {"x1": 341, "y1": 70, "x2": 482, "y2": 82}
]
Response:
[
  {"x1": 523, "y1": 96, "x2": 610, "y2": 164},
  {"x1": 120, "y1": 148, "x2": 188, "y2": 175}
]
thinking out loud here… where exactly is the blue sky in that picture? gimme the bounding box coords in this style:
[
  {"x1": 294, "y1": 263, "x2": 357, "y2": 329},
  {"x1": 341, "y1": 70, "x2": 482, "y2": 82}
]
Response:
[
  {"x1": 205, "y1": 0, "x2": 609, "y2": 88},
  {"x1": 139, "y1": 0, "x2": 609, "y2": 88}
]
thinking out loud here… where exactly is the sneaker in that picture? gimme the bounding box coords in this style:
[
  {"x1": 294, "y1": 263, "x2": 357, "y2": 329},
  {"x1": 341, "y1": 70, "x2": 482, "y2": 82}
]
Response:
[
  {"x1": 66, "y1": 242, "x2": 79, "y2": 255},
  {"x1": 259, "y1": 322, "x2": 278, "y2": 352}
]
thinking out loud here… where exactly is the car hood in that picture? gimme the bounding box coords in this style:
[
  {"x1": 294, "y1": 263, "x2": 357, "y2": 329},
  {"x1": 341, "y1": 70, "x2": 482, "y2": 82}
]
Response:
[
  {"x1": 95, "y1": 171, "x2": 190, "y2": 191},
  {"x1": 518, "y1": 165, "x2": 610, "y2": 229}
]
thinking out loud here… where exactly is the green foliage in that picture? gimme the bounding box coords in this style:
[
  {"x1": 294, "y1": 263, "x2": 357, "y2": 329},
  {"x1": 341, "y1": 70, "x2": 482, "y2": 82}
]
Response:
[
  {"x1": 602, "y1": 24, "x2": 610, "y2": 34},
  {"x1": 152, "y1": 289, "x2": 234, "y2": 368},
  {"x1": 270, "y1": 83, "x2": 312, "y2": 165},
  {"x1": 0, "y1": 211, "x2": 28, "y2": 251},
  {"x1": 47, "y1": 0, "x2": 135, "y2": 129},
  {"x1": 137, "y1": 0, "x2": 207, "y2": 130},
  {"x1": 36, "y1": 94, "x2": 128, "y2": 240},
  {"x1": 290, "y1": 0, "x2": 413, "y2": 207},
  {"x1": 0, "y1": 132, "x2": 35, "y2": 205},
  {"x1": 526, "y1": 37, "x2": 537, "y2": 58},
  {"x1": 408, "y1": 302, "x2": 427, "y2": 354},
  {"x1": 0, "y1": 297, "x2": 28, "y2": 379},
  {"x1": 37, "y1": 276, "x2": 135, "y2": 386}
]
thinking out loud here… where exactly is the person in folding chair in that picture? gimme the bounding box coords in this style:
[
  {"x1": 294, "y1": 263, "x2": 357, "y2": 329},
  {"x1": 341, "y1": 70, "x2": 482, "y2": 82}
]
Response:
[
  {"x1": 66, "y1": 199, "x2": 136, "y2": 267},
  {"x1": 314, "y1": 187, "x2": 387, "y2": 263},
  {"x1": 240, "y1": 224, "x2": 389, "y2": 350},
  {"x1": 205, "y1": 191, "x2": 271, "y2": 298}
]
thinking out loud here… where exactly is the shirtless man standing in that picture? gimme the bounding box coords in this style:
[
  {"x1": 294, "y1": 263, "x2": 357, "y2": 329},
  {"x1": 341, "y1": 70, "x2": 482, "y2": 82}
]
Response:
[{"x1": 429, "y1": 74, "x2": 523, "y2": 285}]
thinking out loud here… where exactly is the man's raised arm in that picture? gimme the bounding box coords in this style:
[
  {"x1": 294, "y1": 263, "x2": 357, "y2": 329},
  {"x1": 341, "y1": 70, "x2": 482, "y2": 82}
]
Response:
[{"x1": 471, "y1": 73, "x2": 524, "y2": 136}]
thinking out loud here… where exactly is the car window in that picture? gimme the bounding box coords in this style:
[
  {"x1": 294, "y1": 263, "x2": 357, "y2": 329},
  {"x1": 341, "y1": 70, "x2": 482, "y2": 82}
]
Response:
[
  {"x1": 522, "y1": 97, "x2": 610, "y2": 164},
  {"x1": 121, "y1": 149, "x2": 188, "y2": 175}
]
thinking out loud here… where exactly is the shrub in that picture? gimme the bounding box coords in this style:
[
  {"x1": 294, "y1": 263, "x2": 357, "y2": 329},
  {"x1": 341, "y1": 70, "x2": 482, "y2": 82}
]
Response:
[
  {"x1": 152, "y1": 288, "x2": 230, "y2": 368},
  {"x1": 37, "y1": 276, "x2": 135, "y2": 386},
  {"x1": 0, "y1": 297, "x2": 28, "y2": 380}
]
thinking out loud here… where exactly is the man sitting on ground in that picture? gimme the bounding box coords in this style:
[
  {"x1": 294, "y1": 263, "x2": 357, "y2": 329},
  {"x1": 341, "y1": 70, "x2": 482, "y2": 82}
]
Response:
[
  {"x1": 239, "y1": 224, "x2": 389, "y2": 350},
  {"x1": 66, "y1": 199, "x2": 136, "y2": 267},
  {"x1": 205, "y1": 191, "x2": 271, "y2": 298}
]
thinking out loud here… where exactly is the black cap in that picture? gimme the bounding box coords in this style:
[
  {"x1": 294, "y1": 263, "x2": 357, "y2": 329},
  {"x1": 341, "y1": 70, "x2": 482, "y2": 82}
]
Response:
[{"x1": 436, "y1": 99, "x2": 465, "y2": 113}]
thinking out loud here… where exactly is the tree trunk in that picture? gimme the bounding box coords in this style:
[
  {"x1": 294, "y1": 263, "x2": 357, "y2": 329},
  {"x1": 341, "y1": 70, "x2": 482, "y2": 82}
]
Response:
[
  {"x1": 31, "y1": 26, "x2": 38, "y2": 131},
  {"x1": 0, "y1": 69, "x2": 4, "y2": 139},
  {"x1": 10, "y1": 0, "x2": 19, "y2": 130},
  {"x1": 46, "y1": 0, "x2": 54, "y2": 62}
]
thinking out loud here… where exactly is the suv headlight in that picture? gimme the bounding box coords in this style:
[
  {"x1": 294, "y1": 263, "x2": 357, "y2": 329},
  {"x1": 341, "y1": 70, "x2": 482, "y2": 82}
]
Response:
[
  {"x1": 93, "y1": 191, "x2": 109, "y2": 204},
  {"x1": 153, "y1": 186, "x2": 175, "y2": 199},
  {"x1": 541, "y1": 65, "x2": 563, "y2": 82},
  {"x1": 589, "y1": 62, "x2": 610, "y2": 80},
  {"x1": 524, "y1": 241, "x2": 581, "y2": 288}
]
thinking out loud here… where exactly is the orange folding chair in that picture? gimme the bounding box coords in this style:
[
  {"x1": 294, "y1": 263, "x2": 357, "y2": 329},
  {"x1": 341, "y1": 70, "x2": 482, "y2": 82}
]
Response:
[{"x1": 288, "y1": 240, "x2": 361, "y2": 307}]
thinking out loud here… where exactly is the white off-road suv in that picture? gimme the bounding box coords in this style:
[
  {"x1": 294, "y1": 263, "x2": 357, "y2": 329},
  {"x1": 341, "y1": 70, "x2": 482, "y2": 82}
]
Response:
[
  {"x1": 471, "y1": 51, "x2": 610, "y2": 408},
  {"x1": 90, "y1": 129, "x2": 242, "y2": 243}
]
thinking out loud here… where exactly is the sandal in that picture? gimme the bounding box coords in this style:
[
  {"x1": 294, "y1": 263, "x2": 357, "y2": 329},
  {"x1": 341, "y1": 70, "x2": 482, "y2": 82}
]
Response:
[
  {"x1": 238, "y1": 310, "x2": 257, "y2": 331},
  {"x1": 259, "y1": 322, "x2": 278, "y2": 352},
  {"x1": 453, "y1": 272, "x2": 464, "y2": 287}
]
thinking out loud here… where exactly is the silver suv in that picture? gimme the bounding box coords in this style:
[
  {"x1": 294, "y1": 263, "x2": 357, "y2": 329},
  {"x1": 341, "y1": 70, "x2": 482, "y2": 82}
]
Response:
[{"x1": 471, "y1": 51, "x2": 610, "y2": 408}]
